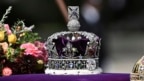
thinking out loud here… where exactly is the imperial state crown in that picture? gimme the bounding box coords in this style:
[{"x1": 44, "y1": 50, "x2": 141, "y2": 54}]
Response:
[{"x1": 45, "y1": 6, "x2": 102, "y2": 75}]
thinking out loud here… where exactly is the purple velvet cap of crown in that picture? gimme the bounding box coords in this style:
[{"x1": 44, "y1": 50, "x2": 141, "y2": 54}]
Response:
[{"x1": 52, "y1": 36, "x2": 89, "y2": 57}]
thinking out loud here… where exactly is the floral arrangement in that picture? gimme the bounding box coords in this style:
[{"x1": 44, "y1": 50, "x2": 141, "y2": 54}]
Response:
[{"x1": 0, "y1": 6, "x2": 48, "y2": 76}]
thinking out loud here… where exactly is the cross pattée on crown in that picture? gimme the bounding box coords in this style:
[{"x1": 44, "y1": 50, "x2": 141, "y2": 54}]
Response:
[{"x1": 68, "y1": 6, "x2": 79, "y2": 20}]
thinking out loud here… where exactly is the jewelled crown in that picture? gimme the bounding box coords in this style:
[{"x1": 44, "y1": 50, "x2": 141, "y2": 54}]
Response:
[
  {"x1": 45, "y1": 6, "x2": 102, "y2": 75},
  {"x1": 131, "y1": 56, "x2": 144, "y2": 81}
]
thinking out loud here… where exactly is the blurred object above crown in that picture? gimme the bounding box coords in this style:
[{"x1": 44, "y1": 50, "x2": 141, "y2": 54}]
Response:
[{"x1": 45, "y1": 6, "x2": 102, "y2": 75}]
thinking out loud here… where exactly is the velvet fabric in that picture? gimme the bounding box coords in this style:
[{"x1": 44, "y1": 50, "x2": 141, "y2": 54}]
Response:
[
  {"x1": 53, "y1": 37, "x2": 89, "y2": 56},
  {"x1": 0, "y1": 73, "x2": 129, "y2": 81}
]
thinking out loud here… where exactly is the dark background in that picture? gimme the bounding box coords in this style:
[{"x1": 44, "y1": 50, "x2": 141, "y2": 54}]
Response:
[{"x1": 0, "y1": 0, "x2": 144, "y2": 73}]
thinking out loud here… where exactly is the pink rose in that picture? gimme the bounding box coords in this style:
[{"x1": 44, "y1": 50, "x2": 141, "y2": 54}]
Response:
[
  {"x1": 20, "y1": 43, "x2": 42, "y2": 57},
  {"x1": 4, "y1": 24, "x2": 12, "y2": 35},
  {"x1": 34, "y1": 41, "x2": 48, "y2": 63},
  {"x1": 2, "y1": 67, "x2": 12, "y2": 76},
  {"x1": 34, "y1": 41, "x2": 45, "y2": 50}
]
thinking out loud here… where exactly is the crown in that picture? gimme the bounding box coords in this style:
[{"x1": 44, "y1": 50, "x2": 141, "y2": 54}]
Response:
[
  {"x1": 131, "y1": 56, "x2": 144, "y2": 81},
  {"x1": 45, "y1": 6, "x2": 102, "y2": 75}
]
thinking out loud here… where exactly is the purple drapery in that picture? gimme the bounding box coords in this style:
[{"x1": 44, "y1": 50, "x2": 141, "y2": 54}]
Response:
[{"x1": 0, "y1": 73, "x2": 130, "y2": 81}]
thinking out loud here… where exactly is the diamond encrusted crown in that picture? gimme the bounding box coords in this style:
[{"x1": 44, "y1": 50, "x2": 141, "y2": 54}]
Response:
[{"x1": 45, "y1": 6, "x2": 102, "y2": 75}]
